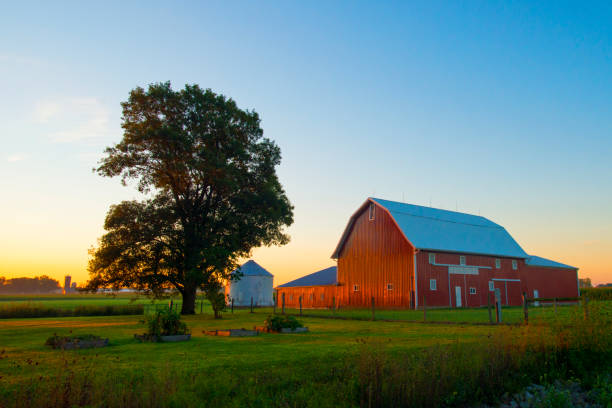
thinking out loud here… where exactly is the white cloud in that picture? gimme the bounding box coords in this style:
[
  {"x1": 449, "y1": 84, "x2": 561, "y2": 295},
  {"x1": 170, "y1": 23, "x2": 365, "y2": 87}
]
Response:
[
  {"x1": 6, "y1": 154, "x2": 27, "y2": 162},
  {"x1": 33, "y1": 98, "x2": 116, "y2": 143}
]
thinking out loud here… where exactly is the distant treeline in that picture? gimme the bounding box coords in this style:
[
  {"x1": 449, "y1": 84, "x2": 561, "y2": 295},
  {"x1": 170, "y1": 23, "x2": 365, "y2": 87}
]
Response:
[
  {"x1": 581, "y1": 287, "x2": 612, "y2": 301},
  {"x1": 0, "y1": 276, "x2": 61, "y2": 294},
  {"x1": 0, "y1": 304, "x2": 144, "y2": 319}
]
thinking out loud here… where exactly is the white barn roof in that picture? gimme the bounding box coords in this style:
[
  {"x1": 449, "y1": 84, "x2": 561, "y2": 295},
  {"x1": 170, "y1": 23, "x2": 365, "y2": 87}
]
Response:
[{"x1": 332, "y1": 198, "x2": 528, "y2": 259}]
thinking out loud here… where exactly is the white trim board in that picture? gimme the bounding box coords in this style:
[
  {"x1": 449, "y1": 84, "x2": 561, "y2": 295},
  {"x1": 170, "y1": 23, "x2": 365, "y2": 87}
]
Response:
[
  {"x1": 449, "y1": 266, "x2": 479, "y2": 275},
  {"x1": 432, "y1": 262, "x2": 492, "y2": 270}
]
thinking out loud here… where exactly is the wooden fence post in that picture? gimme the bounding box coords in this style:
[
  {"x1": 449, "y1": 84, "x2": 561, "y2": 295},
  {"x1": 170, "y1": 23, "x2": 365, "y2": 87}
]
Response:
[
  {"x1": 299, "y1": 295, "x2": 302, "y2": 316},
  {"x1": 231, "y1": 298, "x2": 234, "y2": 314},
  {"x1": 200, "y1": 299, "x2": 203, "y2": 314},
  {"x1": 583, "y1": 295, "x2": 589, "y2": 320},
  {"x1": 494, "y1": 288, "x2": 502, "y2": 324},
  {"x1": 282, "y1": 293, "x2": 285, "y2": 314},
  {"x1": 423, "y1": 294, "x2": 427, "y2": 322},
  {"x1": 371, "y1": 297, "x2": 375, "y2": 321},
  {"x1": 522, "y1": 292, "x2": 528, "y2": 325},
  {"x1": 273, "y1": 291, "x2": 276, "y2": 314},
  {"x1": 487, "y1": 291, "x2": 493, "y2": 324},
  {"x1": 250, "y1": 296, "x2": 254, "y2": 313},
  {"x1": 553, "y1": 297, "x2": 557, "y2": 316}
]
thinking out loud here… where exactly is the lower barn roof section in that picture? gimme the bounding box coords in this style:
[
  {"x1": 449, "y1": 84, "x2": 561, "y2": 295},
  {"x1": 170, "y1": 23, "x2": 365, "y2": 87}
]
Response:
[
  {"x1": 525, "y1": 255, "x2": 577, "y2": 270},
  {"x1": 276, "y1": 266, "x2": 337, "y2": 288}
]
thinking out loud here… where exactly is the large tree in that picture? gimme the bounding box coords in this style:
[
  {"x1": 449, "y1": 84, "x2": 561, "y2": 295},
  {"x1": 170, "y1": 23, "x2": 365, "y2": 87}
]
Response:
[{"x1": 85, "y1": 82, "x2": 293, "y2": 314}]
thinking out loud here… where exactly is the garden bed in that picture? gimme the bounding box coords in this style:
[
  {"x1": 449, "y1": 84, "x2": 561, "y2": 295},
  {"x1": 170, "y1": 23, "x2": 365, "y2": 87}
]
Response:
[
  {"x1": 253, "y1": 326, "x2": 309, "y2": 333},
  {"x1": 45, "y1": 335, "x2": 109, "y2": 350},
  {"x1": 204, "y1": 329, "x2": 259, "y2": 337},
  {"x1": 134, "y1": 334, "x2": 191, "y2": 342}
]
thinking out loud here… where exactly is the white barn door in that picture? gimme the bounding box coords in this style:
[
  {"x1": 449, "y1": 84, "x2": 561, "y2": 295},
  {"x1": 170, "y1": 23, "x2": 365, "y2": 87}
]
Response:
[{"x1": 455, "y1": 286, "x2": 462, "y2": 307}]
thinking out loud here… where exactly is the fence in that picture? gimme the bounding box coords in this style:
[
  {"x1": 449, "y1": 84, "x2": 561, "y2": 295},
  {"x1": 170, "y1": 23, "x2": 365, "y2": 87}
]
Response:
[{"x1": 266, "y1": 293, "x2": 599, "y2": 326}]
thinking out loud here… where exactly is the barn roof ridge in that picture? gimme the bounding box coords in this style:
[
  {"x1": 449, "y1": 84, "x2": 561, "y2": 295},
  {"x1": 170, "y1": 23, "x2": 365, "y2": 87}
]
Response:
[
  {"x1": 369, "y1": 197, "x2": 502, "y2": 229},
  {"x1": 377, "y1": 208, "x2": 504, "y2": 230}
]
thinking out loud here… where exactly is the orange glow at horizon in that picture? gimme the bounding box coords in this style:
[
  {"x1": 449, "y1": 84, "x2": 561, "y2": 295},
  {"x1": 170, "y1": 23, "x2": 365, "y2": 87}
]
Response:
[{"x1": 1, "y1": 235, "x2": 610, "y2": 288}]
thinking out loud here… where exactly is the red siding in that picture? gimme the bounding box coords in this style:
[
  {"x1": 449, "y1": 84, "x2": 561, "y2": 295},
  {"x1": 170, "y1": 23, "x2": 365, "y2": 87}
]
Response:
[
  {"x1": 416, "y1": 252, "x2": 525, "y2": 307},
  {"x1": 276, "y1": 286, "x2": 338, "y2": 309},
  {"x1": 521, "y1": 266, "x2": 579, "y2": 299},
  {"x1": 336, "y1": 203, "x2": 415, "y2": 308}
]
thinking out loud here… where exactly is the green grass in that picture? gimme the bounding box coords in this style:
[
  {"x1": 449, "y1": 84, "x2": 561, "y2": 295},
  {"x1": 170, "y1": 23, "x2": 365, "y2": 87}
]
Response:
[
  {"x1": 0, "y1": 293, "x2": 176, "y2": 309},
  {"x1": 0, "y1": 293, "x2": 213, "y2": 316},
  {"x1": 280, "y1": 301, "x2": 602, "y2": 324},
  {"x1": 1, "y1": 301, "x2": 609, "y2": 407}
]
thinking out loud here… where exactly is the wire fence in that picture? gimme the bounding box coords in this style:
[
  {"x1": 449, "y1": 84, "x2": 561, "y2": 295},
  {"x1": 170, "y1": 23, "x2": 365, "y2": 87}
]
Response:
[{"x1": 264, "y1": 295, "x2": 603, "y2": 326}]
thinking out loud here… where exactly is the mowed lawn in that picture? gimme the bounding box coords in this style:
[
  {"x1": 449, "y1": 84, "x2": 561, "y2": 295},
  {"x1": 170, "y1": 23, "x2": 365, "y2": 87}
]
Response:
[{"x1": 2, "y1": 310, "x2": 518, "y2": 386}]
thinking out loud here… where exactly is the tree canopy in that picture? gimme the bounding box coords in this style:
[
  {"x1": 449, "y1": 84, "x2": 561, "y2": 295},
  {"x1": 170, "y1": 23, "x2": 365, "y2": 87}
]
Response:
[{"x1": 85, "y1": 82, "x2": 293, "y2": 314}]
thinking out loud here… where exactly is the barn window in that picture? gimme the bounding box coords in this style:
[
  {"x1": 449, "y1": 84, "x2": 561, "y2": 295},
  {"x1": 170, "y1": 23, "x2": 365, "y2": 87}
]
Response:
[
  {"x1": 310, "y1": 294, "x2": 314, "y2": 301},
  {"x1": 495, "y1": 259, "x2": 501, "y2": 269},
  {"x1": 369, "y1": 203, "x2": 375, "y2": 220},
  {"x1": 489, "y1": 281, "x2": 494, "y2": 291},
  {"x1": 512, "y1": 260, "x2": 518, "y2": 270},
  {"x1": 289, "y1": 294, "x2": 293, "y2": 301},
  {"x1": 429, "y1": 279, "x2": 437, "y2": 291},
  {"x1": 321, "y1": 293, "x2": 325, "y2": 301},
  {"x1": 460, "y1": 256, "x2": 466, "y2": 266},
  {"x1": 353, "y1": 284, "x2": 360, "y2": 292},
  {"x1": 429, "y1": 253, "x2": 435, "y2": 264},
  {"x1": 387, "y1": 283, "x2": 393, "y2": 290},
  {"x1": 470, "y1": 287, "x2": 476, "y2": 295}
]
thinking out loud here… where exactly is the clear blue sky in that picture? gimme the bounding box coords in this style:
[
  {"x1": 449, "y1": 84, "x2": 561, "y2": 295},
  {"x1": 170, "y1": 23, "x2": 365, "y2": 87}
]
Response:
[{"x1": 1, "y1": 1, "x2": 611, "y2": 285}]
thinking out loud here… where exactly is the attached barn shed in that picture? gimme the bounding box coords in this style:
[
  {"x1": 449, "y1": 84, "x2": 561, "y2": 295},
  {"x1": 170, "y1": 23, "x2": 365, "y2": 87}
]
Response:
[
  {"x1": 226, "y1": 260, "x2": 274, "y2": 307},
  {"x1": 276, "y1": 266, "x2": 337, "y2": 309},
  {"x1": 522, "y1": 255, "x2": 579, "y2": 299}
]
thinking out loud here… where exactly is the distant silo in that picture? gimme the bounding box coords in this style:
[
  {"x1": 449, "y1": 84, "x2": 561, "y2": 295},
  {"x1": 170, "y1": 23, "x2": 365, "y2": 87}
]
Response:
[
  {"x1": 64, "y1": 275, "x2": 72, "y2": 294},
  {"x1": 227, "y1": 260, "x2": 274, "y2": 307}
]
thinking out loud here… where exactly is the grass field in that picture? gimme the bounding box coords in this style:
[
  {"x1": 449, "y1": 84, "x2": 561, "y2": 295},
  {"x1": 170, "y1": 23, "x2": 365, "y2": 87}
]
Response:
[
  {"x1": 1, "y1": 297, "x2": 610, "y2": 407},
  {"x1": 0, "y1": 294, "x2": 191, "y2": 309}
]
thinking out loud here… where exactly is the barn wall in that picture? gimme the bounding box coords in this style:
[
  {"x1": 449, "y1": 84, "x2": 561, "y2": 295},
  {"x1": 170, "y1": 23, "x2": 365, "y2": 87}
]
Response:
[
  {"x1": 275, "y1": 285, "x2": 338, "y2": 309},
  {"x1": 416, "y1": 251, "x2": 525, "y2": 307},
  {"x1": 337, "y1": 203, "x2": 415, "y2": 308},
  {"x1": 521, "y1": 266, "x2": 579, "y2": 299}
]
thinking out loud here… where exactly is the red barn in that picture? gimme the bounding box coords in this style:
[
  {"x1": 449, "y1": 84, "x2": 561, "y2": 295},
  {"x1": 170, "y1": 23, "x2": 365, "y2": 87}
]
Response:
[{"x1": 276, "y1": 198, "x2": 579, "y2": 309}]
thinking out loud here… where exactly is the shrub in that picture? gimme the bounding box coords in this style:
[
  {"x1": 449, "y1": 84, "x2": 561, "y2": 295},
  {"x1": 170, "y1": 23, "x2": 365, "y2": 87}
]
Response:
[
  {"x1": 145, "y1": 308, "x2": 189, "y2": 337},
  {"x1": 264, "y1": 315, "x2": 303, "y2": 331},
  {"x1": 206, "y1": 291, "x2": 226, "y2": 319}
]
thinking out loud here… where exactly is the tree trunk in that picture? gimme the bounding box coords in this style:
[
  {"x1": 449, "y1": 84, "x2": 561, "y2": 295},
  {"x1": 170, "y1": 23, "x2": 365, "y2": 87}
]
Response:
[{"x1": 181, "y1": 286, "x2": 197, "y2": 314}]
